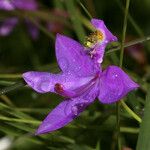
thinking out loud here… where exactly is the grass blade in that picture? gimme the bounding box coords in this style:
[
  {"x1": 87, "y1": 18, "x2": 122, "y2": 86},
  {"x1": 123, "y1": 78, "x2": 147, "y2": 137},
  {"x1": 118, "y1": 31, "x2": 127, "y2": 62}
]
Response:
[{"x1": 136, "y1": 86, "x2": 150, "y2": 150}]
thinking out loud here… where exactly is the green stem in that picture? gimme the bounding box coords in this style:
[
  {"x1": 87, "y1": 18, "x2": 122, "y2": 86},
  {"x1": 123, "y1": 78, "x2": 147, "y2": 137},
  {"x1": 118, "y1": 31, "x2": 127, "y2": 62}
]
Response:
[
  {"x1": 120, "y1": 127, "x2": 139, "y2": 134},
  {"x1": 116, "y1": 102, "x2": 121, "y2": 150},
  {"x1": 77, "y1": 0, "x2": 92, "y2": 19},
  {"x1": 0, "y1": 81, "x2": 26, "y2": 95},
  {"x1": 66, "y1": 0, "x2": 86, "y2": 43},
  {"x1": 116, "y1": 0, "x2": 144, "y2": 37},
  {"x1": 0, "y1": 95, "x2": 15, "y2": 107},
  {"x1": 0, "y1": 81, "x2": 15, "y2": 86},
  {"x1": 119, "y1": 0, "x2": 130, "y2": 67},
  {"x1": 117, "y1": 0, "x2": 130, "y2": 149},
  {"x1": 0, "y1": 115, "x2": 40, "y2": 125},
  {"x1": 0, "y1": 74, "x2": 21, "y2": 78},
  {"x1": 120, "y1": 101, "x2": 142, "y2": 123},
  {"x1": 106, "y1": 35, "x2": 150, "y2": 54}
]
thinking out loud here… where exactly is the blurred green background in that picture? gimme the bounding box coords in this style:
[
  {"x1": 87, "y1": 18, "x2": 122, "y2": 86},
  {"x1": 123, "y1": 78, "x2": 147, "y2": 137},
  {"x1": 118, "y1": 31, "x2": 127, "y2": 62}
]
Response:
[{"x1": 0, "y1": 0, "x2": 150, "y2": 150}]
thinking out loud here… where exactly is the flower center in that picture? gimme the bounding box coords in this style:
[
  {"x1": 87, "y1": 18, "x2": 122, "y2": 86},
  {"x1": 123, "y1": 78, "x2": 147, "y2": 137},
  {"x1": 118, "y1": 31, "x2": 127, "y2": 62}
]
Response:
[{"x1": 84, "y1": 30, "x2": 104, "y2": 49}]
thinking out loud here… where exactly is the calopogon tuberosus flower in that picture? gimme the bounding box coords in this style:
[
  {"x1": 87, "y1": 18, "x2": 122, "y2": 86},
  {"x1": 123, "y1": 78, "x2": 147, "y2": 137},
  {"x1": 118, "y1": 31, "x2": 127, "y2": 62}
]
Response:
[
  {"x1": 84, "y1": 19, "x2": 118, "y2": 64},
  {"x1": 23, "y1": 19, "x2": 139, "y2": 135},
  {"x1": 0, "y1": 0, "x2": 39, "y2": 39}
]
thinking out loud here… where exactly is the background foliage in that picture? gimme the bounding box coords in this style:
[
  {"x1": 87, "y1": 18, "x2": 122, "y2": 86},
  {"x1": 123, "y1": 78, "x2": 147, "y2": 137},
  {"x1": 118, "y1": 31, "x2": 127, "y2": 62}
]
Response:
[{"x1": 0, "y1": 0, "x2": 150, "y2": 149}]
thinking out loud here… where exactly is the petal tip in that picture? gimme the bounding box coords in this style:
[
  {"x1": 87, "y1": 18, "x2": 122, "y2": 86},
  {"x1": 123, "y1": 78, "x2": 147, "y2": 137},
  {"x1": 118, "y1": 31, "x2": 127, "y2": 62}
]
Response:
[
  {"x1": 22, "y1": 71, "x2": 31, "y2": 78},
  {"x1": 131, "y1": 82, "x2": 140, "y2": 90},
  {"x1": 35, "y1": 123, "x2": 57, "y2": 135},
  {"x1": 35, "y1": 128, "x2": 45, "y2": 135},
  {"x1": 112, "y1": 35, "x2": 118, "y2": 41},
  {"x1": 35, "y1": 125, "x2": 50, "y2": 135},
  {"x1": 91, "y1": 18, "x2": 104, "y2": 28},
  {"x1": 91, "y1": 18, "x2": 104, "y2": 23},
  {"x1": 56, "y1": 33, "x2": 62, "y2": 37},
  {"x1": 22, "y1": 72, "x2": 33, "y2": 86},
  {"x1": 55, "y1": 33, "x2": 68, "y2": 45}
]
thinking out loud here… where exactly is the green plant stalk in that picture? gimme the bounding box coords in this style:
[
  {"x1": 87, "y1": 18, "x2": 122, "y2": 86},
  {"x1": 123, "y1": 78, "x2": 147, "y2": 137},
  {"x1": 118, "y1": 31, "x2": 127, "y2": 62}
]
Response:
[
  {"x1": 120, "y1": 101, "x2": 142, "y2": 123},
  {"x1": 120, "y1": 127, "x2": 139, "y2": 134},
  {"x1": 116, "y1": 0, "x2": 144, "y2": 37},
  {"x1": 0, "y1": 95, "x2": 15, "y2": 107},
  {"x1": 0, "y1": 74, "x2": 21, "y2": 78},
  {"x1": 119, "y1": 0, "x2": 130, "y2": 68},
  {"x1": 106, "y1": 35, "x2": 150, "y2": 54},
  {"x1": 116, "y1": 102, "x2": 121, "y2": 150},
  {"x1": 65, "y1": 0, "x2": 86, "y2": 43},
  {"x1": 117, "y1": 0, "x2": 130, "y2": 150},
  {"x1": 0, "y1": 115, "x2": 40, "y2": 125},
  {"x1": 0, "y1": 81, "x2": 26, "y2": 95},
  {"x1": 77, "y1": 0, "x2": 92, "y2": 19}
]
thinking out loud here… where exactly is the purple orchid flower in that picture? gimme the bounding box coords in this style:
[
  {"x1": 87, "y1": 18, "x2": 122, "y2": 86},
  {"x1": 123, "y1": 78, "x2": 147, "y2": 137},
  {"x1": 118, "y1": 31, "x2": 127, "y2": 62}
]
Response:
[
  {"x1": 22, "y1": 19, "x2": 139, "y2": 135},
  {"x1": 0, "y1": 0, "x2": 39, "y2": 39}
]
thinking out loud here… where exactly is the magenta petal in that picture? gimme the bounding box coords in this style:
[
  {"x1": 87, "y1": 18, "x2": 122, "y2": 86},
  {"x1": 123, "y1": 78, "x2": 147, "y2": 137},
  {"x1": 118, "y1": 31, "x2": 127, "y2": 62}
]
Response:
[
  {"x1": 98, "y1": 66, "x2": 139, "y2": 104},
  {"x1": 91, "y1": 18, "x2": 118, "y2": 42},
  {"x1": 55, "y1": 34, "x2": 99, "y2": 77},
  {"x1": 23, "y1": 71, "x2": 57, "y2": 93},
  {"x1": 22, "y1": 71, "x2": 78, "y2": 94},
  {"x1": 12, "y1": 0, "x2": 38, "y2": 10},
  {"x1": 22, "y1": 71, "x2": 97, "y2": 95},
  {"x1": 0, "y1": 18, "x2": 18, "y2": 36},
  {"x1": 0, "y1": 0, "x2": 14, "y2": 10},
  {"x1": 36, "y1": 82, "x2": 98, "y2": 134},
  {"x1": 94, "y1": 43, "x2": 107, "y2": 64},
  {"x1": 36, "y1": 98, "x2": 90, "y2": 135}
]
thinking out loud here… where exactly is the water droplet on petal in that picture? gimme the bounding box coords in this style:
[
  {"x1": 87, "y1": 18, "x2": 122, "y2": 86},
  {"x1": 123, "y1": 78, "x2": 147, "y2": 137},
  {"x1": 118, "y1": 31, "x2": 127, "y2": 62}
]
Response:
[
  {"x1": 40, "y1": 81, "x2": 50, "y2": 92},
  {"x1": 97, "y1": 57, "x2": 103, "y2": 64},
  {"x1": 71, "y1": 106, "x2": 78, "y2": 116}
]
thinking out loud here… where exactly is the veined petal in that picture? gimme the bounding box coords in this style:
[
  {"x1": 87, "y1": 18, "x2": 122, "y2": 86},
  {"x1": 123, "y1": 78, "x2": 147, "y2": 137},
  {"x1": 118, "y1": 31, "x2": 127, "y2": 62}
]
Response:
[
  {"x1": 55, "y1": 34, "x2": 99, "y2": 77},
  {"x1": 98, "y1": 66, "x2": 139, "y2": 104},
  {"x1": 22, "y1": 71, "x2": 96, "y2": 95},
  {"x1": 91, "y1": 19, "x2": 118, "y2": 43},
  {"x1": 0, "y1": 18, "x2": 18, "y2": 36},
  {"x1": 36, "y1": 83, "x2": 98, "y2": 135}
]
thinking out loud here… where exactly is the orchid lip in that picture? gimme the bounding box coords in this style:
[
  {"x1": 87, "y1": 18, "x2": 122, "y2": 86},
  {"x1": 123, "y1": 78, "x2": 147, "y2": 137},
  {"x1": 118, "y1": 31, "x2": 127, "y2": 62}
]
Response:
[{"x1": 54, "y1": 73, "x2": 100, "y2": 98}]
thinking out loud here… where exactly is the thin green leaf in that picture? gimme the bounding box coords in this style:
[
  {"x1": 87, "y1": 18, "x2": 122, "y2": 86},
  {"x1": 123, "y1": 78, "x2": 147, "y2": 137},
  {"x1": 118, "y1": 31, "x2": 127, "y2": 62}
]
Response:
[
  {"x1": 136, "y1": 86, "x2": 150, "y2": 150},
  {"x1": 65, "y1": 0, "x2": 86, "y2": 42}
]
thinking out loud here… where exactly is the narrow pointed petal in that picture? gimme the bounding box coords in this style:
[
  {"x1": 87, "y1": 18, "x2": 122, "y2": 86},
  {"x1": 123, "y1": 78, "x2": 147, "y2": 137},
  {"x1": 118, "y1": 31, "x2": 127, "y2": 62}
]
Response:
[
  {"x1": 0, "y1": 18, "x2": 18, "y2": 36},
  {"x1": 36, "y1": 98, "x2": 90, "y2": 135},
  {"x1": 98, "y1": 66, "x2": 139, "y2": 104},
  {"x1": 55, "y1": 34, "x2": 99, "y2": 77},
  {"x1": 91, "y1": 19, "x2": 117, "y2": 42},
  {"x1": 23, "y1": 71, "x2": 57, "y2": 93},
  {"x1": 36, "y1": 82, "x2": 98, "y2": 135},
  {"x1": 22, "y1": 71, "x2": 96, "y2": 95}
]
